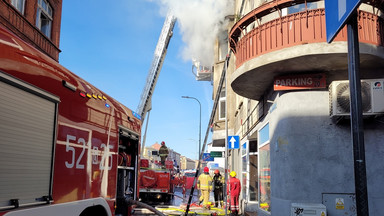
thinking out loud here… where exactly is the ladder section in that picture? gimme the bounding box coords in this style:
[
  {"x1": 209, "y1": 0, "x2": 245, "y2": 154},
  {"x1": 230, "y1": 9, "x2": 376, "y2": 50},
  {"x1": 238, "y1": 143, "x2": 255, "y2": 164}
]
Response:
[{"x1": 137, "y1": 13, "x2": 176, "y2": 120}]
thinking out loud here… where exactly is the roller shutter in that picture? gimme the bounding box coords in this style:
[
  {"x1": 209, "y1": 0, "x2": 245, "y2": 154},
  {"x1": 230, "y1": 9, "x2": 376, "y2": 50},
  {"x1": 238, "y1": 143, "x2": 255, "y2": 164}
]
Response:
[{"x1": 0, "y1": 72, "x2": 59, "y2": 209}]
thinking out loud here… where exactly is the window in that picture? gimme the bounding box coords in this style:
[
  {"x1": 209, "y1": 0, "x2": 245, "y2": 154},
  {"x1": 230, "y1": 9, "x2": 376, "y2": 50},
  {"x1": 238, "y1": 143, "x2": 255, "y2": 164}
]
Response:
[
  {"x1": 249, "y1": 140, "x2": 258, "y2": 202},
  {"x1": 242, "y1": 140, "x2": 259, "y2": 202},
  {"x1": 242, "y1": 142, "x2": 247, "y2": 200},
  {"x1": 218, "y1": 30, "x2": 228, "y2": 61},
  {"x1": 219, "y1": 88, "x2": 226, "y2": 120},
  {"x1": 259, "y1": 123, "x2": 270, "y2": 212},
  {"x1": 11, "y1": 0, "x2": 25, "y2": 14},
  {"x1": 36, "y1": 0, "x2": 53, "y2": 38}
]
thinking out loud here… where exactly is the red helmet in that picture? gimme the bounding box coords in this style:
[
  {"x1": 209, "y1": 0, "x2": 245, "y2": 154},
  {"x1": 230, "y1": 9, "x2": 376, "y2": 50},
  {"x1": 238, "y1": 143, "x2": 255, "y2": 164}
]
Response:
[
  {"x1": 161, "y1": 141, "x2": 165, "y2": 145},
  {"x1": 214, "y1": 169, "x2": 220, "y2": 174},
  {"x1": 203, "y1": 167, "x2": 209, "y2": 173}
]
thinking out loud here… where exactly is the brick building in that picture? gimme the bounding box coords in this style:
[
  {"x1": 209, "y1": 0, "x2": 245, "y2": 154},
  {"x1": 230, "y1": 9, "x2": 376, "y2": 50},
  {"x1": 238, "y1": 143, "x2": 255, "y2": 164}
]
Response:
[{"x1": 0, "y1": 0, "x2": 62, "y2": 61}]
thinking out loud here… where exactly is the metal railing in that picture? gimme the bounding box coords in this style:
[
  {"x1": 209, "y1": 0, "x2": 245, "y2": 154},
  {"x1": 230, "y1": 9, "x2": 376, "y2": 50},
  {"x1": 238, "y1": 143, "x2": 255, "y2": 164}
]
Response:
[
  {"x1": 241, "y1": 101, "x2": 264, "y2": 138},
  {"x1": 232, "y1": 9, "x2": 384, "y2": 68}
]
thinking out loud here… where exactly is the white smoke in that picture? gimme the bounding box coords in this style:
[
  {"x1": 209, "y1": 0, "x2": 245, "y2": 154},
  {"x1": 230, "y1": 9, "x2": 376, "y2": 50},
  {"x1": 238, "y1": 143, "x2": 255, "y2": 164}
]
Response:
[{"x1": 155, "y1": 0, "x2": 234, "y2": 66}]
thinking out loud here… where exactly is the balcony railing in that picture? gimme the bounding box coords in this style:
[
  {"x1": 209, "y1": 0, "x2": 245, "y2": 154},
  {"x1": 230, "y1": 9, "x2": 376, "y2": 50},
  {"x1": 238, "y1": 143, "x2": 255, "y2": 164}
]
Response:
[
  {"x1": 231, "y1": 8, "x2": 384, "y2": 69},
  {"x1": 241, "y1": 101, "x2": 265, "y2": 138}
]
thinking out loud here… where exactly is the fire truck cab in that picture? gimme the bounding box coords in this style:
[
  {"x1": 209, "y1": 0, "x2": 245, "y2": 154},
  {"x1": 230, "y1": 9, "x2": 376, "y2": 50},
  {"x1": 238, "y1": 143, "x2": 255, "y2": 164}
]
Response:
[{"x1": 0, "y1": 25, "x2": 141, "y2": 216}]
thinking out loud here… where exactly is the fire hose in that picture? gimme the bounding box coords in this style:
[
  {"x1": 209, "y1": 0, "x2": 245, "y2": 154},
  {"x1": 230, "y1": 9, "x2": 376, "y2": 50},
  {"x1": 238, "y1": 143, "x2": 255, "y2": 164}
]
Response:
[{"x1": 125, "y1": 198, "x2": 166, "y2": 216}]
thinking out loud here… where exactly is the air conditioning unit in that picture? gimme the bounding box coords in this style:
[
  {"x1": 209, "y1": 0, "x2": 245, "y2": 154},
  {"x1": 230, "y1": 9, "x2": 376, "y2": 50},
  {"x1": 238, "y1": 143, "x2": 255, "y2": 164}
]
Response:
[
  {"x1": 291, "y1": 203, "x2": 327, "y2": 216},
  {"x1": 329, "y1": 79, "x2": 384, "y2": 118}
]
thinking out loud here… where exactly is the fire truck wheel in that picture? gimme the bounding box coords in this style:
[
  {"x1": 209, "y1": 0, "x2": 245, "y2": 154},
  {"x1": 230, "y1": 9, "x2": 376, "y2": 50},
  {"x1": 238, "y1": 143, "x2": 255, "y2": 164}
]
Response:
[{"x1": 79, "y1": 205, "x2": 108, "y2": 216}]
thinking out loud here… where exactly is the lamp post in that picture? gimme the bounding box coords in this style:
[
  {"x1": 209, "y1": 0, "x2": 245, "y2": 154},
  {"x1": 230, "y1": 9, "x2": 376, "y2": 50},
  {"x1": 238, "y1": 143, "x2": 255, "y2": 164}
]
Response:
[{"x1": 182, "y1": 96, "x2": 201, "y2": 159}]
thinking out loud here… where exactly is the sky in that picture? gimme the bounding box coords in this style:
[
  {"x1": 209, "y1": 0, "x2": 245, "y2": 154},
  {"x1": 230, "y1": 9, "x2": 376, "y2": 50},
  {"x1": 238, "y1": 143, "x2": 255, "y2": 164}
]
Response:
[{"x1": 59, "y1": 1, "x2": 233, "y2": 160}]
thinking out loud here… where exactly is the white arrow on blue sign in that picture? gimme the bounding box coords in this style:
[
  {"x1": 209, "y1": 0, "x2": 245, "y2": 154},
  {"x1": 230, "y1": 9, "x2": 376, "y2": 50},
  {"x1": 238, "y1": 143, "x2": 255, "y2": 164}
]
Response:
[
  {"x1": 325, "y1": 0, "x2": 362, "y2": 43},
  {"x1": 228, "y1": 136, "x2": 240, "y2": 149}
]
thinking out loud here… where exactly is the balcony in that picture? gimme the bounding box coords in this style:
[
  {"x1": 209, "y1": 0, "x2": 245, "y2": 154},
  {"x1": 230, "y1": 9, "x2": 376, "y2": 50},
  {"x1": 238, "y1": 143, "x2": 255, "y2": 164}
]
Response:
[{"x1": 229, "y1": 1, "x2": 384, "y2": 100}]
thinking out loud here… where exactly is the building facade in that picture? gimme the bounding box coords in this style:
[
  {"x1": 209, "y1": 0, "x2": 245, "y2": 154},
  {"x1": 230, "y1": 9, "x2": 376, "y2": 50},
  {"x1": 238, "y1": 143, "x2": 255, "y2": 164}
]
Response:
[
  {"x1": 211, "y1": 0, "x2": 384, "y2": 215},
  {"x1": 180, "y1": 156, "x2": 197, "y2": 170},
  {"x1": 0, "y1": 0, "x2": 62, "y2": 61}
]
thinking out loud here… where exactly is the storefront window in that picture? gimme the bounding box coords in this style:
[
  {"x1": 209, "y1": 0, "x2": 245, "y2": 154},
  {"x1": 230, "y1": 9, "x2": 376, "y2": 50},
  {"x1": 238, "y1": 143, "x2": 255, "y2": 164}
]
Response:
[
  {"x1": 242, "y1": 142, "x2": 247, "y2": 199},
  {"x1": 259, "y1": 144, "x2": 270, "y2": 211},
  {"x1": 259, "y1": 123, "x2": 270, "y2": 212},
  {"x1": 249, "y1": 153, "x2": 258, "y2": 201},
  {"x1": 249, "y1": 140, "x2": 258, "y2": 201}
]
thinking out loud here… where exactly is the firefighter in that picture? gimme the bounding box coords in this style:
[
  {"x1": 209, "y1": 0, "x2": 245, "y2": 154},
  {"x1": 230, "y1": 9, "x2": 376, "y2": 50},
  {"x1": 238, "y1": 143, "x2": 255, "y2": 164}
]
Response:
[
  {"x1": 213, "y1": 169, "x2": 224, "y2": 208},
  {"x1": 158, "y1": 141, "x2": 169, "y2": 168},
  {"x1": 197, "y1": 167, "x2": 213, "y2": 207},
  {"x1": 227, "y1": 171, "x2": 241, "y2": 216}
]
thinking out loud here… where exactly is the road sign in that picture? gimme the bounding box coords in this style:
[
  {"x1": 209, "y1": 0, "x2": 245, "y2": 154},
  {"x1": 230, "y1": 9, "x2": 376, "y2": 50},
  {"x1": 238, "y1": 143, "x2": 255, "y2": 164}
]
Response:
[
  {"x1": 228, "y1": 136, "x2": 240, "y2": 149},
  {"x1": 210, "y1": 151, "x2": 223, "y2": 157},
  {"x1": 325, "y1": 0, "x2": 362, "y2": 43},
  {"x1": 202, "y1": 153, "x2": 214, "y2": 161},
  {"x1": 210, "y1": 163, "x2": 219, "y2": 168}
]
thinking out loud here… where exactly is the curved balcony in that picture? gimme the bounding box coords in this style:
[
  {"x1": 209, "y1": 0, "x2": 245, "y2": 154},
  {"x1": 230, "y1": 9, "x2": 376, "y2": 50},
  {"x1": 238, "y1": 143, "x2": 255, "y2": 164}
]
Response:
[{"x1": 229, "y1": 2, "x2": 384, "y2": 100}]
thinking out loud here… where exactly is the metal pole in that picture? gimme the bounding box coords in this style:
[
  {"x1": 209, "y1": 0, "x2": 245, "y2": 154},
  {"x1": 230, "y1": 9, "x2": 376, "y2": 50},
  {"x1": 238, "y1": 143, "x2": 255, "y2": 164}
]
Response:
[
  {"x1": 140, "y1": 109, "x2": 151, "y2": 155},
  {"x1": 347, "y1": 12, "x2": 369, "y2": 216},
  {"x1": 181, "y1": 96, "x2": 202, "y2": 159},
  {"x1": 224, "y1": 55, "x2": 229, "y2": 216}
]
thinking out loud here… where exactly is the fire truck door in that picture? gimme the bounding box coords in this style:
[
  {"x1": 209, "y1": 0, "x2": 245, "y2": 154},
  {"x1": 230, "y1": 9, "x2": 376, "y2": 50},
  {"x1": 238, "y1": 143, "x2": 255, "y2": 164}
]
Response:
[{"x1": 0, "y1": 72, "x2": 59, "y2": 209}]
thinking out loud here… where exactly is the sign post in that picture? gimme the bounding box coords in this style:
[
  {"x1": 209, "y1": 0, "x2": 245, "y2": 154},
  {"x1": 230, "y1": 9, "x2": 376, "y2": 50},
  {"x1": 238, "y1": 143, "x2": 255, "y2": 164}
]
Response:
[
  {"x1": 325, "y1": 0, "x2": 369, "y2": 215},
  {"x1": 346, "y1": 14, "x2": 369, "y2": 216}
]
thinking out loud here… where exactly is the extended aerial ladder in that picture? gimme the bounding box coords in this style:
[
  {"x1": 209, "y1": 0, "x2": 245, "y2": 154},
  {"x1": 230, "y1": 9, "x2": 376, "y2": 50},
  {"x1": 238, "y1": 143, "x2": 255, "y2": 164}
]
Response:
[{"x1": 137, "y1": 13, "x2": 176, "y2": 153}]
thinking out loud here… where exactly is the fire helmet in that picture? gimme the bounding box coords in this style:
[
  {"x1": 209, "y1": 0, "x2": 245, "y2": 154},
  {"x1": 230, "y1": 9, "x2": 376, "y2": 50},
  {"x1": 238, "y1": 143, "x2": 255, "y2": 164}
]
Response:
[
  {"x1": 161, "y1": 141, "x2": 165, "y2": 145},
  {"x1": 230, "y1": 171, "x2": 237, "y2": 177},
  {"x1": 214, "y1": 169, "x2": 220, "y2": 174},
  {"x1": 204, "y1": 167, "x2": 209, "y2": 173}
]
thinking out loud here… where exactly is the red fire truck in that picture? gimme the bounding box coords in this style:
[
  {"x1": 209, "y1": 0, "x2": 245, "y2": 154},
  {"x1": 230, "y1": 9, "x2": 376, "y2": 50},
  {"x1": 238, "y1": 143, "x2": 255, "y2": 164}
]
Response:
[
  {"x1": 0, "y1": 25, "x2": 141, "y2": 216},
  {"x1": 138, "y1": 159, "x2": 174, "y2": 204}
]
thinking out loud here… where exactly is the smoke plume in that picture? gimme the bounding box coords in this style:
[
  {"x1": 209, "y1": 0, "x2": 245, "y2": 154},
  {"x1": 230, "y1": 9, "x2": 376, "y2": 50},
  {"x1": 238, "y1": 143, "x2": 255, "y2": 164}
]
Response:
[{"x1": 155, "y1": 0, "x2": 234, "y2": 66}]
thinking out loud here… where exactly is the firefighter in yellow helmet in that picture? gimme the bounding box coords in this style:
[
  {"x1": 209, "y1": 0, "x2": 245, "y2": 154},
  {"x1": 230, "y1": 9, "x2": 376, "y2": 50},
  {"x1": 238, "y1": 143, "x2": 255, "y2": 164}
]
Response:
[
  {"x1": 227, "y1": 171, "x2": 241, "y2": 215},
  {"x1": 197, "y1": 167, "x2": 213, "y2": 207}
]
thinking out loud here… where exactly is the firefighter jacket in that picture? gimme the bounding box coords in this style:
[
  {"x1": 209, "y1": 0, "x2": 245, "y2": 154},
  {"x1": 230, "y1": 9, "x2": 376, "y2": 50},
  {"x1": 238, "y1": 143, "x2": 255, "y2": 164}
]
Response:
[
  {"x1": 213, "y1": 174, "x2": 224, "y2": 191},
  {"x1": 227, "y1": 177, "x2": 241, "y2": 197},
  {"x1": 159, "y1": 146, "x2": 169, "y2": 158},
  {"x1": 197, "y1": 173, "x2": 212, "y2": 191}
]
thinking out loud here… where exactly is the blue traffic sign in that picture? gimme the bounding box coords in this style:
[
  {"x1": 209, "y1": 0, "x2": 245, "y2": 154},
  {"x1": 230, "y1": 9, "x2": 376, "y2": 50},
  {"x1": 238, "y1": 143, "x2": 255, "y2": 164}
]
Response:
[
  {"x1": 202, "y1": 153, "x2": 214, "y2": 161},
  {"x1": 228, "y1": 136, "x2": 240, "y2": 149},
  {"x1": 325, "y1": 0, "x2": 362, "y2": 43}
]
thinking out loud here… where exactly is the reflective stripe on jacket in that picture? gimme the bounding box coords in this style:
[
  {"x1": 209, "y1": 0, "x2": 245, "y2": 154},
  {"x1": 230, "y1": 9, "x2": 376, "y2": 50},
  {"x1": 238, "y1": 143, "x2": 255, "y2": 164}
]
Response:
[{"x1": 197, "y1": 173, "x2": 212, "y2": 190}]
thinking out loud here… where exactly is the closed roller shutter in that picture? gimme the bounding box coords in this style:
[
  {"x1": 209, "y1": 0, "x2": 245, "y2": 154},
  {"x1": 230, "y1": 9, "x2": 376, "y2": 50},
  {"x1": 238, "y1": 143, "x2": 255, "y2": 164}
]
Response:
[{"x1": 0, "y1": 72, "x2": 59, "y2": 208}]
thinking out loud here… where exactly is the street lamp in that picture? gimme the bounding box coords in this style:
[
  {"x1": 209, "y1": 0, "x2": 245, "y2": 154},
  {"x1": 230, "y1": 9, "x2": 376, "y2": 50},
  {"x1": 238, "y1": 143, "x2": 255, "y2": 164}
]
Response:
[{"x1": 182, "y1": 96, "x2": 201, "y2": 160}]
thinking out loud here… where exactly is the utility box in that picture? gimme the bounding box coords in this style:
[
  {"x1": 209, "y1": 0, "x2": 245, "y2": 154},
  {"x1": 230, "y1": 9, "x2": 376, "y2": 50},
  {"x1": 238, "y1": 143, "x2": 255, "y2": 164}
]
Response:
[
  {"x1": 291, "y1": 203, "x2": 327, "y2": 216},
  {"x1": 323, "y1": 193, "x2": 356, "y2": 216}
]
